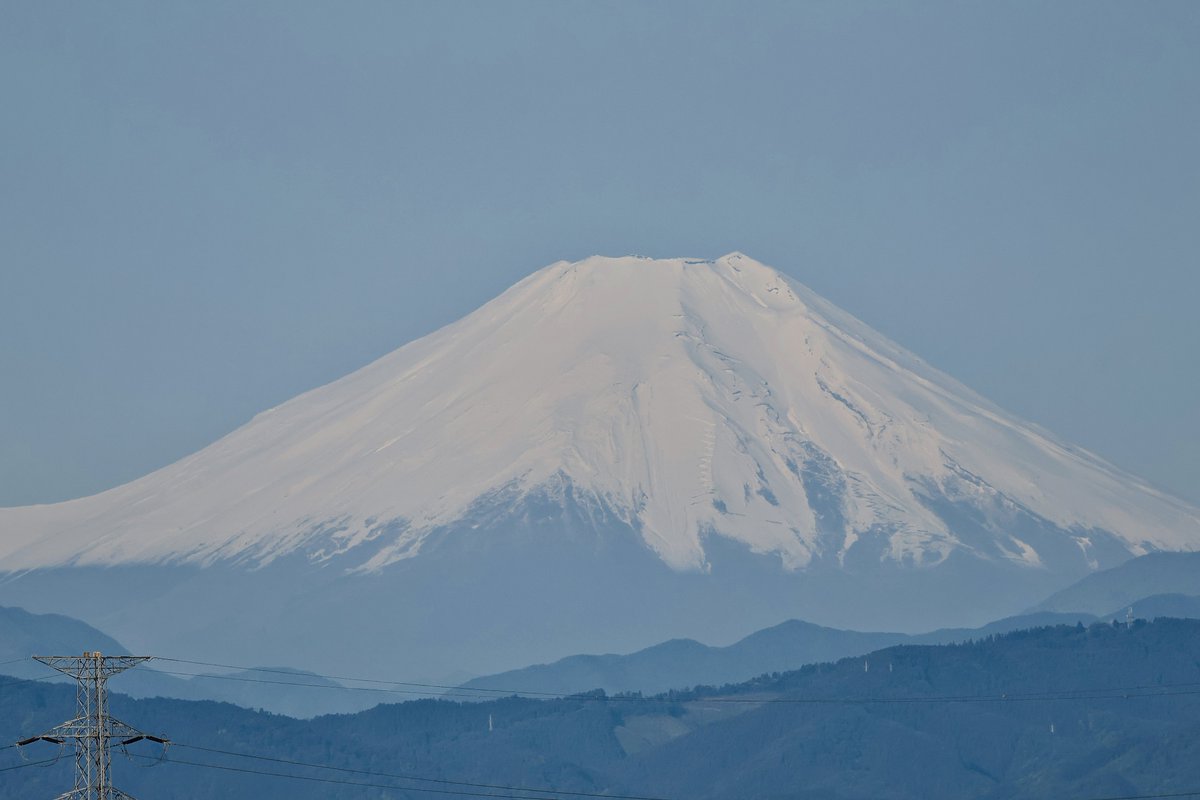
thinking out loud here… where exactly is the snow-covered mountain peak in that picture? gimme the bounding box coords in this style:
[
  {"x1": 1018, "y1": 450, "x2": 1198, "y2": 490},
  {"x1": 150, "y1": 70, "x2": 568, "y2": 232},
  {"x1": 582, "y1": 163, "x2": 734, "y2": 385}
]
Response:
[{"x1": 1, "y1": 254, "x2": 1197, "y2": 575}]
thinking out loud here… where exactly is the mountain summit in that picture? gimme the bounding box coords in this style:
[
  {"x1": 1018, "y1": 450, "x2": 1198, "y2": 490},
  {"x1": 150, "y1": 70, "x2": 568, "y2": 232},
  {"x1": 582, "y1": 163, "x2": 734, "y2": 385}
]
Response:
[
  {"x1": 2, "y1": 254, "x2": 1197, "y2": 676},
  {"x1": 3, "y1": 253, "x2": 1194, "y2": 572}
]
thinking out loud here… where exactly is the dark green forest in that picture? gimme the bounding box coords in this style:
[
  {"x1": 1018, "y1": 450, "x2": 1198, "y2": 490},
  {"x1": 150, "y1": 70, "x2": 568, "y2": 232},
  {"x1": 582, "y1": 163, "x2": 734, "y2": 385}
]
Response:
[{"x1": 3, "y1": 619, "x2": 1199, "y2": 800}]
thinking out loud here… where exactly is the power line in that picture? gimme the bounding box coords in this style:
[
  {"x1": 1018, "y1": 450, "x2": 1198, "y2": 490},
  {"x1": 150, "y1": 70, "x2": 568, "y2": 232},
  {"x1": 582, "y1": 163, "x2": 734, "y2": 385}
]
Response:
[
  {"x1": 139, "y1": 663, "x2": 1200, "y2": 706},
  {"x1": 5, "y1": 654, "x2": 1199, "y2": 799},
  {"x1": 156, "y1": 657, "x2": 529, "y2": 696},
  {"x1": 130, "y1": 753, "x2": 633, "y2": 800},
  {"x1": 0, "y1": 756, "x2": 64, "y2": 772},
  {"x1": 151, "y1": 656, "x2": 1200, "y2": 706},
  {"x1": 147, "y1": 667, "x2": 477, "y2": 700},
  {"x1": 9, "y1": 657, "x2": 1196, "y2": 800},
  {"x1": 11, "y1": 654, "x2": 1195, "y2": 800},
  {"x1": 1081, "y1": 793, "x2": 1200, "y2": 800},
  {"x1": 11, "y1": 649, "x2": 1200, "y2": 732},
  {"x1": 0, "y1": 671, "x2": 74, "y2": 689},
  {"x1": 174, "y1": 742, "x2": 670, "y2": 800},
  {"x1": 122, "y1": 750, "x2": 1200, "y2": 800},
  {"x1": 170, "y1": 742, "x2": 1200, "y2": 800}
]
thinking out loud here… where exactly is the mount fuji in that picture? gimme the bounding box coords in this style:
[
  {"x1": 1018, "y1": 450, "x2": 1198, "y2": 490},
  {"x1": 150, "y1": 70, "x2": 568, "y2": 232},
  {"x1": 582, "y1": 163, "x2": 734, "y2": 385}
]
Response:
[{"x1": 1, "y1": 254, "x2": 1196, "y2": 679}]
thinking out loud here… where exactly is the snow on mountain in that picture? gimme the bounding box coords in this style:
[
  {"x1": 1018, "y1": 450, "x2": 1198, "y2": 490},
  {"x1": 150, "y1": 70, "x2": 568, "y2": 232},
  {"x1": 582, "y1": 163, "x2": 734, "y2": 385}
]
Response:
[{"x1": 1, "y1": 254, "x2": 1197, "y2": 576}]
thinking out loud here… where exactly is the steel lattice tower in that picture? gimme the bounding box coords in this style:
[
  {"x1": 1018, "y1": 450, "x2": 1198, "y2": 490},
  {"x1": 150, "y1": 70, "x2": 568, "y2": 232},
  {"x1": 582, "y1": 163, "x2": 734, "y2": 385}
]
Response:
[{"x1": 18, "y1": 652, "x2": 168, "y2": 800}]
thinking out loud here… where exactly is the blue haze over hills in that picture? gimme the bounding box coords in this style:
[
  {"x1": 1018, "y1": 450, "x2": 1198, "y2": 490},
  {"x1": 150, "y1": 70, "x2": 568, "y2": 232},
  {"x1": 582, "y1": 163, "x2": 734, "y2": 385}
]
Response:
[
  {"x1": 4, "y1": 552, "x2": 1198, "y2": 716},
  {"x1": 5, "y1": 619, "x2": 1200, "y2": 800},
  {"x1": 1, "y1": 6, "x2": 1197, "y2": 796},
  {"x1": 0, "y1": 255, "x2": 1196, "y2": 683}
]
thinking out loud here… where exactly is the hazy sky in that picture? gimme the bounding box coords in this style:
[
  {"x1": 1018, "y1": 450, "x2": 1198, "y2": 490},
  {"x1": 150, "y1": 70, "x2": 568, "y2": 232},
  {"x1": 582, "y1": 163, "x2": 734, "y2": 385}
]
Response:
[{"x1": 1, "y1": 1, "x2": 1198, "y2": 507}]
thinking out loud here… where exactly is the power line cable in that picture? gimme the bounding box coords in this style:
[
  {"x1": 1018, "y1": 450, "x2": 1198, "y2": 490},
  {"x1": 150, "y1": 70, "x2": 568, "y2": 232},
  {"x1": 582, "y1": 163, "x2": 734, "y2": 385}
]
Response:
[
  {"x1": 172, "y1": 742, "x2": 1200, "y2": 800},
  {"x1": 1080, "y1": 792, "x2": 1200, "y2": 800},
  {"x1": 6, "y1": 656, "x2": 1198, "y2": 798},
  {"x1": 151, "y1": 656, "x2": 1200, "y2": 705},
  {"x1": 0, "y1": 756, "x2": 62, "y2": 772},
  {"x1": 139, "y1": 664, "x2": 1200, "y2": 706},
  {"x1": 174, "y1": 742, "x2": 669, "y2": 800},
  {"x1": 5, "y1": 660, "x2": 1195, "y2": 800},
  {"x1": 147, "y1": 667, "x2": 474, "y2": 699},
  {"x1": 131, "y1": 753, "x2": 640, "y2": 800},
  {"x1": 0, "y1": 672, "x2": 73, "y2": 689},
  {"x1": 124, "y1": 750, "x2": 1200, "y2": 800},
  {"x1": 15, "y1": 656, "x2": 1197, "y2": 800},
  {"x1": 156, "y1": 657, "x2": 534, "y2": 696}
]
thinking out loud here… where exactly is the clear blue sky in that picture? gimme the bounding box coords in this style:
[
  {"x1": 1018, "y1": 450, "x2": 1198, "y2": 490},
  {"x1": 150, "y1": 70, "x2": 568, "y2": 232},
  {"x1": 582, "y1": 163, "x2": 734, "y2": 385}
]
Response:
[{"x1": 1, "y1": 1, "x2": 1197, "y2": 506}]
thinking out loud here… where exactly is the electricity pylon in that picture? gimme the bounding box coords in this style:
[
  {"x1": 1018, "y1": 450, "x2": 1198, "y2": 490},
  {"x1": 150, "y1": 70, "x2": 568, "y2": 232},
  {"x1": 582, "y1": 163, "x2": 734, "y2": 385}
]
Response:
[{"x1": 17, "y1": 651, "x2": 168, "y2": 800}]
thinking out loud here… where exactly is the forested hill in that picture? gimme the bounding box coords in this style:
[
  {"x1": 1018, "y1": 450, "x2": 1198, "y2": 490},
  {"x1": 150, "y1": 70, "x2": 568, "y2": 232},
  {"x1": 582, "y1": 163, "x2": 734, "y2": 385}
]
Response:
[{"x1": 3, "y1": 619, "x2": 1199, "y2": 800}]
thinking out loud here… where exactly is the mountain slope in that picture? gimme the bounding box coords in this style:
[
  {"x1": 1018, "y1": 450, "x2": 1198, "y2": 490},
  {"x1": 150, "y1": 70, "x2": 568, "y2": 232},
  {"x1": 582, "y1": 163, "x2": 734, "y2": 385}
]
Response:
[
  {"x1": 461, "y1": 620, "x2": 907, "y2": 697},
  {"x1": 2, "y1": 254, "x2": 1195, "y2": 575},
  {"x1": 2, "y1": 253, "x2": 1198, "y2": 677},
  {"x1": 0, "y1": 605, "x2": 376, "y2": 718},
  {"x1": 612, "y1": 619, "x2": 1200, "y2": 800},
  {"x1": 1033, "y1": 552, "x2": 1200, "y2": 614},
  {"x1": 1104, "y1": 593, "x2": 1200, "y2": 621},
  {"x1": 0, "y1": 605, "x2": 127, "y2": 672},
  {"x1": 460, "y1": 613, "x2": 1106, "y2": 698}
]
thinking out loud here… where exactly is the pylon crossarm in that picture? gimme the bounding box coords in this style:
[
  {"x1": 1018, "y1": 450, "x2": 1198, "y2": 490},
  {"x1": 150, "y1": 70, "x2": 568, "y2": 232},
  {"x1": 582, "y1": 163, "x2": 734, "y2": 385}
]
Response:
[
  {"x1": 95, "y1": 655, "x2": 152, "y2": 676},
  {"x1": 33, "y1": 655, "x2": 152, "y2": 680},
  {"x1": 105, "y1": 717, "x2": 153, "y2": 740},
  {"x1": 24, "y1": 717, "x2": 90, "y2": 742},
  {"x1": 110, "y1": 788, "x2": 140, "y2": 800},
  {"x1": 50, "y1": 791, "x2": 85, "y2": 800}
]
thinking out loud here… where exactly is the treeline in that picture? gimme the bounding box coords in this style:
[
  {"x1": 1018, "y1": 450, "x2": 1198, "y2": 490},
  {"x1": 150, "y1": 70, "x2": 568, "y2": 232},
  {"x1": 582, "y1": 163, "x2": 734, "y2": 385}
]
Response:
[{"x1": 2, "y1": 619, "x2": 1199, "y2": 800}]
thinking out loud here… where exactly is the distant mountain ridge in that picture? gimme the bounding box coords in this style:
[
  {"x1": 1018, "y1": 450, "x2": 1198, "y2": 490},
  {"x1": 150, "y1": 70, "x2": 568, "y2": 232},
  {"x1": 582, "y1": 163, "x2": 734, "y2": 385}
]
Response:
[
  {"x1": 463, "y1": 620, "x2": 905, "y2": 697},
  {"x1": 464, "y1": 553, "x2": 1200, "y2": 697},
  {"x1": 2, "y1": 254, "x2": 1197, "y2": 677},
  {"x1": 1033, "y1": 551, "x2": 1200, "y2": 615},
  {"x1": 7, "y1": 585, "x2": 1198, "y2": 719},
  {"x1": 0, "y1": 605, "x2": 374, "y2": 718},
  {"x1": 1108, "y1": 593, "x2": 1200, "y2": 621},
  {"x1": 0, "y1": 605, "x2": 126, "y2": 673},
  {"x1": 6, "y1": 619, "x2": 1200, "y2": 800},
  {"x1": 461, "y1": 613, "x2": 1102, "y2": 697},
  {"x1": 465, "y1": 558, "x2": 1200, "y2": 697}
]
